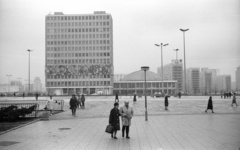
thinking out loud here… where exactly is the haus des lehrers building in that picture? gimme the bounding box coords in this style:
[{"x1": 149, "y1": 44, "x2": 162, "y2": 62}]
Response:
[{"x1": 45, "y1": 11, "x2": 113, "y2": 95}]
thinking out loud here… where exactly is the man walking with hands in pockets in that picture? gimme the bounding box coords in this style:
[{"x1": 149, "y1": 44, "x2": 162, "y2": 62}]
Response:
[{"x1": 120, "y1": 100, "x2": 134, "y2": 139}]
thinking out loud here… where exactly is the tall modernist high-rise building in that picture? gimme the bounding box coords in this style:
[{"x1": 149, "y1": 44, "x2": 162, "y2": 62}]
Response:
[
  {"x1": 45, "y1": 11, "x2": 113, "y2": 95},
  {"x1": 186, "y1": 68, "x2": 200, "y2": 94},
  {"x1": 236, "y1": 66, "x2": 240, "y2": 92},
  {"x1": 216, "y1": 75, "x2": 231, "y2": 92},
  {"x1": 200, "y1": 68, "x2": 219, "y2": 95},
  {"x1": 157, "y1": 59, "x2": 183, "y2": 93}
]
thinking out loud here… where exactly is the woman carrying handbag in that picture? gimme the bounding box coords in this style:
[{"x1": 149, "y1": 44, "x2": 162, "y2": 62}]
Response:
[{"x1": 109, "y1": 102, "x2": 121, "y2": 139}]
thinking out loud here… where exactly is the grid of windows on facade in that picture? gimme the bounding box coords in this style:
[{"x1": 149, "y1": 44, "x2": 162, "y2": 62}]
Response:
[
  {"x1": 46, "y1": 14, "x2": 112, "y2": 65},
  {"x1": 45, "y1": 12, "x2": 113, "y2": 95},
  {"x1": 46, "y1": 51, "x2": 111, "y2": 65},
  {"x1": 113, "y1": 82, "x2": 176, "y2": 95},
  {"x1": 47, "y1": 80, "x2": 110, "y2": 87},
  {"x1": 114, "y1": 82, "x2": 176, "y2": 88}
]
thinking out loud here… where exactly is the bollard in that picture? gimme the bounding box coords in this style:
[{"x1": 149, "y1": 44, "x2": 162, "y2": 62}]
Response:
[{"x1": 41, "y1": 111, "x2": 50, "y2": 121}]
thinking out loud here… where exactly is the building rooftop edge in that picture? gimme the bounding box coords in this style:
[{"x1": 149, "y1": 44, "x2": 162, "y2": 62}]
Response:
[{"x1": 46, "y1": 11, "x2": 111, "y2": 16}]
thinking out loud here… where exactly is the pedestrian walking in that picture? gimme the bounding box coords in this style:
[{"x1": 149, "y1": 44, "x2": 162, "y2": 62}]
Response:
[
  {"x1": 229, "y1": 92, "x2": 232, "y2": 98},
  {"x1": 35, "y1": 93, "x2": 39, "y2": 101},
  {"x1": 231, "y1": 93, "x2": 238, "y2": 107},
  {"x1": 205, "y1": 96, "x2": 214, "y2": 113},
  {"x1": 133, "y1": 94, "x2": 137, "y2": 102},
  {"x1": 115, "y1": 93, "x2": 119, "y2": 103},
  {"x1": 81, "y1": 94, "x2": 85, "y2": 109},
  {"x1": 178, "y1": 92, "x2": 182, "y2": 99},
  {"x1": 70, "y1": 94, "x2": 78, "y2": 116},
  {"x1": 23, "y1": 93, "x2": 25, "y2": 99},
  {"x1": 77, "y1": 95, "x2": 82, "y2": 109},
  {"x1": 120, "y1": 100, "x2": 134, "y2": 139},
  {"x1": 109, "y1": 102, "x2": 121, "y2": 139},
  {"x1": 220, "y1": 92, "x2": 223, "y2": 99},
  {"x1": 46, "y1": 95, "x2": 54, "y2": 115},
  {"x1": 164, "y1": 94, "x2": 170, "y2": 110}
]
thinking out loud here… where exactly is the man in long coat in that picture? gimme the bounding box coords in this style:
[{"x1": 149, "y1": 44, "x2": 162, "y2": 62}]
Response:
[
  {"x1": 119, "y1": 100, "x2": 134, "y2": 139},
  {"x1": 164, "y1": 94, "x2": 170, "y2": 110}
]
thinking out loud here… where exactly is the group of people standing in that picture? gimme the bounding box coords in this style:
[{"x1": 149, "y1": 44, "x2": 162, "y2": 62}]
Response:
[
  {"x1": 109, "y1": 100, "x2": 134, "y2": 139},
  {"x1": 221, "y1": 92, "x2": 233, "y2": 99},
  {"x1": 69, "y1": 94, "x2": 86, "y2": 116}
]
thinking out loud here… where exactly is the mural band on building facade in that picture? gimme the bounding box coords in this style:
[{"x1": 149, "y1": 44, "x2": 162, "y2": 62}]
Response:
[{"x1": 45, "y1": 65, "x2": 112, "y2": 76}]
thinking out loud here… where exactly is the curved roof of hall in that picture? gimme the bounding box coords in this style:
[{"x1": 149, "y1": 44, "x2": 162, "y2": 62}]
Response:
[{"x1": 121, "y1": 70, "x2": 161, "y2": 81}]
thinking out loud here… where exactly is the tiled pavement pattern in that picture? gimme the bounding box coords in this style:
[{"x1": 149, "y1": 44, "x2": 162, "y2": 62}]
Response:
[{"x1": 0, "y1": 96, "x2": 240, "y2": 150}]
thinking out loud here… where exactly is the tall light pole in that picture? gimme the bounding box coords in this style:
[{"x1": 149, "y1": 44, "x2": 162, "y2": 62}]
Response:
[
  {"x1": 27, "y1": 49, "x2": 33, "y2": 94},
  {"x1": 180, "y1": 29, "x2": 189, "y2": 95},
  {"x1": 141, "y1": 66, "x2": 149, "y2": 121},
  {"x1": 17, "y1": 78, "x2": 22, "y2": 92},
  {"x1": 173, "y1": 49, "x2": 179, "y2": 60},
  {"x1": 155, "y1": 43, "x2": 169, "y2": 95},
  {"x1": 6, "y1": 75, "x2": 12, "y2": 93}
]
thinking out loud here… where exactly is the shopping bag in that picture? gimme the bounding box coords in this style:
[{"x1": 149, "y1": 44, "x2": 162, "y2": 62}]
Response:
[{"x1": 105, "y1": 124, "x2": 113, "y2": 134}]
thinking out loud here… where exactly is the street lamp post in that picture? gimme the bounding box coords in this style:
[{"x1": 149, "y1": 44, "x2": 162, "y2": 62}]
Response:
[
  {"x1": 155, "y1": 43, "x2": 169, "y2": 95},
  {"x1": 17, "y1": 78, "x2": 22, "y2": 92},
  {"x1": 6, "y1": 75, "x2": 12, "y2": 93},
  {"x1": 173, "y1": 49, "x2": 179, "y2": 60},
  {"x1": 180, "y1": 29, "x2": 189, "y2": 95},
  {"x1": 27, "y1": 49, "x2": 33, "y2": 94},
  {"x1": 141, "y1": 66, "x2": 149, "y2": 121},
  {"x1": 24, "y1": 79, "x2": 28, "y2": 93}
]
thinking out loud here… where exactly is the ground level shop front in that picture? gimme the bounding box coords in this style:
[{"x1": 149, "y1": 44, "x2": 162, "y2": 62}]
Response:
[
  {"x1": 113, "y1": 81, "x2": 177, "y2": 95},
  {"x1": 46, "y1": 86, "x2": 112, "y2": 95},
  {"x1": 113, "y1": 70, "x2": 177, "y2": 96}
]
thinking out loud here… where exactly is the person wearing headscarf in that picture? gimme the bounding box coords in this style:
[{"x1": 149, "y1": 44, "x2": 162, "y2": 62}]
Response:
[
  {"x1": 164, "y1": 94, "x2": 170, "y2": 110},
  {"x1": 119, "y1": 100, "x2": 134, "y2": 139},
  {"x1": 205, "y1": 96, "x2": 214, "y2": 113},
  {"x1": 109, "y1": 102, "x2": 121, "y2": 139}
]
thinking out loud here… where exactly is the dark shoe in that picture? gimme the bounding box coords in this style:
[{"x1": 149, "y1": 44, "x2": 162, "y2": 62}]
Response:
[
  {"x1": 212, "y1": 112, "x2": 214, "y2": 113},
  {"x1": 114, "y1": 137, "x2": 118, "y2": 139},
  {"x1": 126, "y1": 136, "x2": 130, "y2": 139}
]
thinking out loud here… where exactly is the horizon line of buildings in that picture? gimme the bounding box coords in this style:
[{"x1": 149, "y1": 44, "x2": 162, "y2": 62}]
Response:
[
  {"x1": 2, "y1": 11, "x2": 240, "y2": 96},
  {"x1": 156, "y1": 59, "x2": 239, "y2": 95}
]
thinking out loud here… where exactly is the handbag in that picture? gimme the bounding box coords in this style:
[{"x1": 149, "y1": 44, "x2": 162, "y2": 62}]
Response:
[{"x1": 105, "y1": 124, "x2": 113, "y2": 134}]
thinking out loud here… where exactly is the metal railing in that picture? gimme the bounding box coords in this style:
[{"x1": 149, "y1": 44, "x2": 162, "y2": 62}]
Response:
[{"x1": 0, "y1": 103, "x2": 39, "y2": 118}]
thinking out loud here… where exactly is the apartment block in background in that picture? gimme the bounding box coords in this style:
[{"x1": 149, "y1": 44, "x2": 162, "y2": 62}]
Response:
[{"x1": 157, "y1": 59, "x2": 183, "y2": 93}]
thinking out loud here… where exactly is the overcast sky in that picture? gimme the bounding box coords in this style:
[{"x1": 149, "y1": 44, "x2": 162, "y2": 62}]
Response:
[{"x1": 0, "y1": 0, "x2": 240, "y2": 85}]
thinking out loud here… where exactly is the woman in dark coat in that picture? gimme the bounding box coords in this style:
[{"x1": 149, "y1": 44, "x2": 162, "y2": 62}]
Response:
[
  {"x1": 205, "y1": 96, "x2": 214, "y2": 113},
  {"x1": 164, "y1": 94, "x2": 170, "y2": 110},
  {"x1": 109, "y1": 102, "x2": 121, "y2": 139}
]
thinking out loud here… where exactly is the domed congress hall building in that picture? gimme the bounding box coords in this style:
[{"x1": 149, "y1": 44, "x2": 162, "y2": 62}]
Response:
[{"x1": 113, "y1": 70, "x2": 177, "y2": 95}]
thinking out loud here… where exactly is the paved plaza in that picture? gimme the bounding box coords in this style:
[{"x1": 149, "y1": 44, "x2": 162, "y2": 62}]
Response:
[{"x1": 0, "y1": 96, "x2": 240, "y2": 150}]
